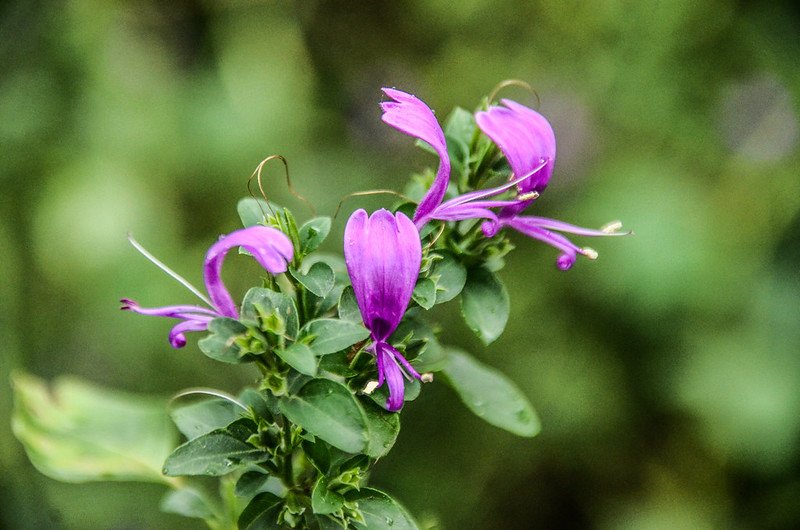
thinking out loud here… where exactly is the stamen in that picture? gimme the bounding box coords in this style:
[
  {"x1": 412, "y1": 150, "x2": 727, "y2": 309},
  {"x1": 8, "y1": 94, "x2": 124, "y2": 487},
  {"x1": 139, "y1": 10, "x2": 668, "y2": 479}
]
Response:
[
  {"x1": 581, "y1": 247, "x2": 599, "y2": 260},
  {"x1": 127, "y1": 234, "x2": 213, "y2": 307},
  {"x1": 363, "y1": 381, "x2": 380, "y2": 394},
  {"x1": 517, "y1": 191, "x2": 540, "y2": 201},
  {"x1": 420, "y1": 373, "x2": 434, "y2": 383},
  {"x1": 601, "y1": 221, "x2": 623, "y2": 234}
]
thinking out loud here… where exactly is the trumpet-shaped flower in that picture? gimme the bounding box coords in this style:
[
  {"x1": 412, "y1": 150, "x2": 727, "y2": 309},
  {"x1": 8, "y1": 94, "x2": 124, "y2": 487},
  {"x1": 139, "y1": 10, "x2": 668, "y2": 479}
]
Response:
[
  {"x1": 344, "y1": 208, "x2": 422, "y2": 411},
  {"x1": 381, "y1": 87, "x2": 627, "y2": 269},
  {"x1": 122, "y1": 226, "x2": 293, "y2": 348}
]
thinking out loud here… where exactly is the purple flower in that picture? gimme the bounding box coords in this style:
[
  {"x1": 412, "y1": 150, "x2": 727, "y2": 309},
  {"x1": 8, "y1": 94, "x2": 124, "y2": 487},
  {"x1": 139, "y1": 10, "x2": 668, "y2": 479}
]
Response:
[
  {"x1": 381, "y1": 87, "x2": 627, "y2": 270},
  {"x1": 344, "y1": 208, "x2": 422, "y2": 411},
  {"x1": 122, "y1": 226, "x2": 293, "y2": 348}
]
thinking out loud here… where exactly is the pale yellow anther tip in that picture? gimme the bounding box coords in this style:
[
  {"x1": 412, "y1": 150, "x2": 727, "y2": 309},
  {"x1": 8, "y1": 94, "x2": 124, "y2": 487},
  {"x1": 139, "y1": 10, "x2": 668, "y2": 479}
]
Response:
[
  {"x1": 363, "y1": 381, "x2": 379, "y2": 394},
  {"x1": 421, "y1": 373, "x2": 434, "y2": 383},
  {"x1": 601, "y1": 221, "x2": 623, "y2": 233},
  {"x1": 582, "y1": 247, "x2": 599, "y2": 260},
  {"x1": 517, "y1": 191, "x2": 540, "y2": 201}
]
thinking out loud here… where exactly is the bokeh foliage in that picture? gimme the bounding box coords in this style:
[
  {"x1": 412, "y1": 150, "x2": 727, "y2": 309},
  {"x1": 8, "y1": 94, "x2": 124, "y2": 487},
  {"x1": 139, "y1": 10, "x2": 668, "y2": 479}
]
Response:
[{"x1": 2, "y1": 0, "x2": 799, "y2": 528}]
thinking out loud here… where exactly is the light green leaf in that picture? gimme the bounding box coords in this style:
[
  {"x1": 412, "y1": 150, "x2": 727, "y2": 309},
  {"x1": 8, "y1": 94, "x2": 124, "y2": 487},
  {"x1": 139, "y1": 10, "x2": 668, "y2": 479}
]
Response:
[
  {"x1": 163, "y1": 419, "x2": 267, "y2": 476},
  {"x1": 11, "y1": 372, "x2": 177, "y2": 484},
  {"x1": 160, "y1": 487, "x2": 216, "y2": 519},
  {"x1": 276, "y1": 343, "x2": 318, "y2": 376},
  {"x1": 338, "y1": 285, "x2": 362, "y2": 323},
  {"x1": 170, "y1": 398, "x2": 241, "y2": 441},
  {"x1": 412, "y1": 278, "x2": 436, "y2": 310},
  {"x1": 238, "y1": 197, "x2": 277, "y2": 228},
  {"x1": 460, "y1": 266, "x2": 509, "y2": 344},
  {"x1": 441, "y1": 349, "x2": 540, "y2": 437},
  {"x1": 298, "y1": 216, "x2": 332, "y2": 254},
  {"x1": 197, "y1": 318, "x2": 249, "y2": 363},
  {"x1": 278, "y1": 379, "x2": 368, "y2": 453},
  {"x1": 352, "y1": 488, "x2": 419, "y2": 530},
  {"x1": 238, "y1": 492, "x2": 284, "y2": 530},
  {"x1": 312, "y1": 476, "x2": 344, "y2": 515},
  {"x1": 431, "y1": 251, "x2": 467, "y2": 303},
  {"x1": 290, "y1": 261, "x2": 335, "y2": 298},
  {"x1": 242, "y1": 287, "x2": 300, "y2": 340},
  {"x1": 301, "y1": 318, "x2": 370, "y2": 356}
]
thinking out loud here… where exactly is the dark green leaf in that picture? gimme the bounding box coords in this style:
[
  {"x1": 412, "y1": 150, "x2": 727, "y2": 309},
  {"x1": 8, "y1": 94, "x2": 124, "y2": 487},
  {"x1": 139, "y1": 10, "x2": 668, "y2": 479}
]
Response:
[
  {"x1": 460, "y1": 266, "x2": 509, "y2": 344},
  {"x1": 278, "y1": 379, "x2": 368, "y2": 453},
  {"x1": 299, "y1": 216, "x2": 332, "y2": 254},
  {"x1": 338, "y1": 286, "x2": 362, "y2": 323},
  {"x1": 159, "y1": 488, "x2": 215, "y2": 519},
  {"x1": 236, "y1": 471, "x2": 282, "y2": 498},
  {"x1": 391, "y1": 317, "x2": 447, "y2": 373},
  {"x1": 361, "y1": 398, "x2": 401, "y2": 458},
  {"x1": 11, "y1": 373, "x2": 176, "y2": 484},
  {"x1": 312, "y1": 476, "x2": 344, "y2": 515},
  {"x1": 412, "y1": 278, "x2": 436, "y2": 310},
  {"x1": 170, "y1": 398, "x2": 241, "y2": 441},
  {"x1": 351, "y1": 488, "x2": 419, "y2": 530},
  {"x1": 197, "y1": 318, "x2": 250, "y2": 363},
  {"x1": 367, "y1": 378, "x2": 421, "y2": 409},
  {"x1": 431, "y1": 251, "x2": 467, "y2": 303},
  {"x1": 163, "y1": 419, "x2": 267, "y2": 476},
  {"x1": 318, "y1": 350, "x2": 358, "y2": 377},
  {"x1": 239, "y1": 388, "x2": 279, "y2": 421},
  {"x1": 277, "y1": 343, "x2": 318, "y2": 376},
  {"x1": 291, "y1": 261, "x2": 335, "y2": 298},
  {"x1": 242, "y1": 287, "x2": 300, "y2": 340},
  {"x1": 441, "y1": 349, "x2": 540, "y2": 437},
  {"x1": 301, "y1": 318, "x2": 370, "y2": 356},
  {"x1": 238, "y1": 492, "x2": 284, "y2": 530}
]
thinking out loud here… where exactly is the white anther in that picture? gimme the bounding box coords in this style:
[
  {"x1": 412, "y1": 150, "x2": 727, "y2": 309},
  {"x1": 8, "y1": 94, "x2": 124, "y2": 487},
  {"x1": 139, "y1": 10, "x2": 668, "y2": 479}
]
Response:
[
  {"x1": 517, "y1": 191, "x2": 540, "y2": 201},
  {"x1": 601, "y1": 221, "x2": 623, "y2": 234},
  {"x1": 363, "y1": 381, "x2": 379, "y2": 394},
  {"x1": 420, "y1": 373, "x2": 434, "y2": 383},
  {"x1": 582, "y1": 247, "x2": 599, "y2": 260}
]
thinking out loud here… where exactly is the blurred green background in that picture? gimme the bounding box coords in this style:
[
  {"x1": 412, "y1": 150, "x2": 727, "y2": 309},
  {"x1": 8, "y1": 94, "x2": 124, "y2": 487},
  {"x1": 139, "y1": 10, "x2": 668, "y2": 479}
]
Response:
[{"x1": 2, "y1": 0, "x2": 799, "y2": 528}]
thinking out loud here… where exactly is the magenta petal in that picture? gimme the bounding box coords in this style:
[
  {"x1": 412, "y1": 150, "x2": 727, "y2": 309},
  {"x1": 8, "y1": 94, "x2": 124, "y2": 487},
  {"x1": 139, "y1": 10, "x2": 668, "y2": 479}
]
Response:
[
  {"x1": 168, "y1": 319, "x2": 211, "y2": 348},
  {"x1": 381, "y1": 88, "x2": 451, "y2": 224},
  {"x1": 204, "y1": 226, "x2": 293, "y2": 318},
  {"x1": 476, "y1": 99, "x2": 555, "y2": 216},
  {"x1": 344, "y1": 208, "x2": 422, "y2": 342},
  {"x1": 376, "y1": 342, "x2": 406, "y2": 411}
]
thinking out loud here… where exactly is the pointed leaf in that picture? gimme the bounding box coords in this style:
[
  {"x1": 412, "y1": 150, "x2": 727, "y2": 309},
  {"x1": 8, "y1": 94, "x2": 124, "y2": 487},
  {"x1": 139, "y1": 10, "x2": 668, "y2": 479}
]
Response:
[
  {"x1": 299, "y1": 216, "x2": 332, "y2": 254},
  {"x1": 170, "y1": 398, "x2": 241, "y2": 441},
  {"x1": 441, "y1": 349, "x2": 540, "y2": 437},
  {"x1": 361, "y1": 398, "x2": 401, "y2": 459},
  {"x1": 291, "y1": 261, "x2": 335, "y2": 298},
  {"x1": 312, "y1": 476, "x2": 344, "y2": 515},
  {"x1": 276, "y1": 343, "x2": 318, "y2": 376},
  {"x1": 238, "y1": 492, "x2": 284, "y2": 530},
  {"x1": 351, "y1": 488, "x2": 419, "y2": 530},
  {"x1": 301, "y1": 318, "x2": 370, "y2": 356}
]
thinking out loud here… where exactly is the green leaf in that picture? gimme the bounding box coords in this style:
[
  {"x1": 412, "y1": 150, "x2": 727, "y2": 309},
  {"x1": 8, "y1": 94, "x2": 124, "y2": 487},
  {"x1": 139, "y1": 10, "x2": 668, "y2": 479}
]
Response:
[
  {"x1": 236, "y1": 471, "x2": 282, "y2": 498},
  {"x1": 278, "y1": 379, "x2": 368, "y2": 453},
  {"x1": 298, "y1": 216, "x2": 332, "y2": 254},
  {"x1": 338, "y1": 285, "x2": 362, "y2": 323},
  {"x1": 443, "y1": 106, "x2": 477, "y2": 145},
  {"x1": 301, "y1": 318, "x2": 370, "y2": 356},
  {"x1": 170, "y1": 398, "x2": 241, "y2": 440},
  {"x1": 238, "y1": 197, "x2": 278, "y2": 228},
  {"x1": 11, "y1": 372, "x2": 176, "y2": 484},
  {"x1": 160, "y1": 487, "x2": 215, "y2": 519},
  {"x1": 163, "y1": 419, "x2": 267, "y2": 476},
  {"x1": 460, "y1": 266, "x2": 509, "y2": 344},
  {"x1": 242, "y1": 287, "x2": 300, "y2": 340},
  {"x1": 290, "y1": 261, "x2": 335, "y2": 298},
  {"x1": 361, "y1": 398, "x2": 401, "y2": 458},
  {"x1": 441, "y1": 349, "x2": 540, "y2": 437},
  {"x1": 197, "y1": 318, "x2": 250, "y2": 363},
  {"x1": 238, "y1": 492, "x2": 284, "y2": 530},
  {"x1": 411, "y1": 278, "x2": 436, "y2": 310},
  {"x1": 367, "y1": 378, "x2": 421, "y2": 409},
  {"x1": 391, "y1": 317, "x2": 447, "y2": 373},
  {"x1": 351, "y1": 488, "x2": 419, "y2": 530},
  {"x1": 276, "y1": 343, "x2": 318, "y2": 376},
  {"x1": 431, "y1": 251, "x2": 467, "y2": 303},
  {"x1": 312, "y1": 476, "x2": 344, "y2": 515}
]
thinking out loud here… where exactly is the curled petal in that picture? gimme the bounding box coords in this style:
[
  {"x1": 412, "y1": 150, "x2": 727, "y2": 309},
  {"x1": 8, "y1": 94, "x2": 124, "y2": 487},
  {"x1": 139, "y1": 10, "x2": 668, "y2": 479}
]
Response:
[
  {"x1": 168, "y1": 319, "x2": 212, "y2": 349},
  {"x1": 120, "y1": 298, "x2": 219, "y2": 320},
  {"x1": 204, "y1": 226, "x2": 293, "y2": 318},
  {"x1": 344, "y1": 209, "x2": 422, "y2": 342},
  {"x1": 375, "y1": 342, "x2": 407, "y2": 411},
  {"x1": 381, "y1": 88, "x2": 451, "y2": 225},
  {"x1": 503, "y1": 216, "x2": 596, "y2": 270},
  {"x1": 476, "y1": 99, "x2": 555, "y2": 216}
]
